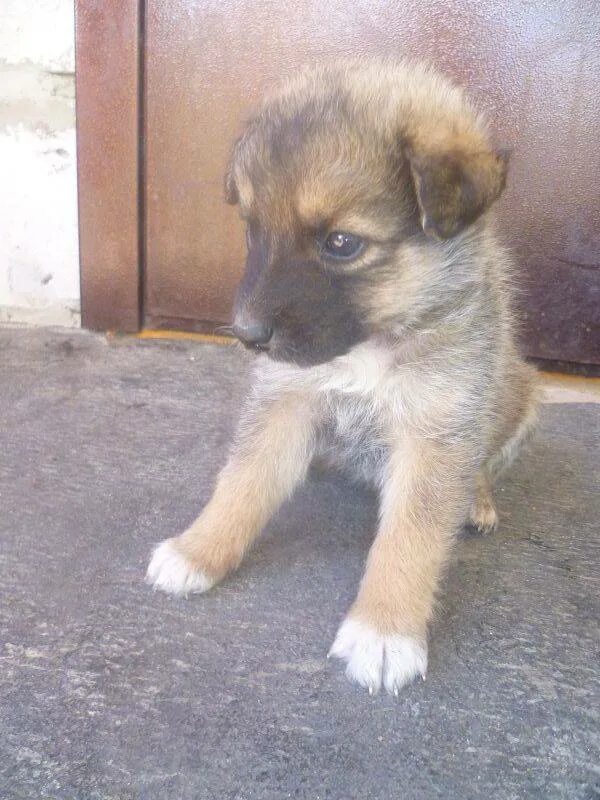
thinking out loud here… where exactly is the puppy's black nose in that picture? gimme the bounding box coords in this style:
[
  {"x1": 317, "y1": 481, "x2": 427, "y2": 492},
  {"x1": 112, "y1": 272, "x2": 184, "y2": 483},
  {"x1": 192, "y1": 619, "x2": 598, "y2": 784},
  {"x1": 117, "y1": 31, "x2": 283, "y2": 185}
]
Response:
[{"x1": 233, "y1": 320, "x2": 273, "y2": 348}]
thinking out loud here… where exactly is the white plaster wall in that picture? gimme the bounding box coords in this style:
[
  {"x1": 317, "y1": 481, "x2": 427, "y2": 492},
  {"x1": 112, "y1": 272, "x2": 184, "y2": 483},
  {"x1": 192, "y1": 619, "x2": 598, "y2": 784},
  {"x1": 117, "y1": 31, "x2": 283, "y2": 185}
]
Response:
[{"x1": 0, "y1": 0, "x2": 80, "y2": 327}]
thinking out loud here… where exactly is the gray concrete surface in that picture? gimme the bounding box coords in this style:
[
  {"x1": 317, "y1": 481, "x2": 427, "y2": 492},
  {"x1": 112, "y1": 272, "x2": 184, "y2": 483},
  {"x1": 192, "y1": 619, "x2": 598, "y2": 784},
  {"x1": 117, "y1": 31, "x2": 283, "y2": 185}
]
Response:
[{"x1": 0, "y1": 328, "x2": 599, "y2": 800}]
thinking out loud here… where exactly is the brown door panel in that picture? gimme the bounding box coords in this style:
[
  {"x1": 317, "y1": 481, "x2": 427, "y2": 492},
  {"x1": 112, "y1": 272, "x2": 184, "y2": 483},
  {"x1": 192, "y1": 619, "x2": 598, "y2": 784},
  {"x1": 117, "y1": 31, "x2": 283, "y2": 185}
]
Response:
[{"x1": 144, "y1": 0, "x2": 600, "y2": 363}]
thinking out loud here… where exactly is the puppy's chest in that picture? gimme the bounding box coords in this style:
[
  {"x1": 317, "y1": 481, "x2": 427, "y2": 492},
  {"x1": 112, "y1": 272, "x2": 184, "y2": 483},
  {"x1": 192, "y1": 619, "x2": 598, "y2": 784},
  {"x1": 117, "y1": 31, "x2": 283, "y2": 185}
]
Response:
[
  {"x1": 325, "y1": 388, "x2": 388, "y2": 440},
  {"x1": 316, "y1": 349, "x2": 404, "y2": 482},
  {"x1": 315, "y1": 386, "x2": 392, "y2": 485}
]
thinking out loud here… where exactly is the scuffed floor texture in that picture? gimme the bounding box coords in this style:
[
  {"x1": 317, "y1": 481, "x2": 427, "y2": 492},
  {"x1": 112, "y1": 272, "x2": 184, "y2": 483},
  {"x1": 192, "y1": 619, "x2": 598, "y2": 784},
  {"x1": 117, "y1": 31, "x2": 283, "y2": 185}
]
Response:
[{"x1": 0, "y1": 328, "x2": 599, "y2": 800}]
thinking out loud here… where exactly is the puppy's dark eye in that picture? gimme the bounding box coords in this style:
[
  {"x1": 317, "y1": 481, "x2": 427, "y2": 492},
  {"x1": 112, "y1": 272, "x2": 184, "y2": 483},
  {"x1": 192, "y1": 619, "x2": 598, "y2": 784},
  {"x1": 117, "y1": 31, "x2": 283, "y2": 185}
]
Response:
[{"x1": 322, "y1": 231, "x2": 364, "y2": 260}]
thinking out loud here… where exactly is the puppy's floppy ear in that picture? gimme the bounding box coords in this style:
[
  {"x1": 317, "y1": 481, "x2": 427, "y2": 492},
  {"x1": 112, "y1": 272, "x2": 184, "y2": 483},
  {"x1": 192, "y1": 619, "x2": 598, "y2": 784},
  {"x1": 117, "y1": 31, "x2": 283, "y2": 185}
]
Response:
[{"x1": 406, "y1": 142, "x2": 510, "y2": 239}]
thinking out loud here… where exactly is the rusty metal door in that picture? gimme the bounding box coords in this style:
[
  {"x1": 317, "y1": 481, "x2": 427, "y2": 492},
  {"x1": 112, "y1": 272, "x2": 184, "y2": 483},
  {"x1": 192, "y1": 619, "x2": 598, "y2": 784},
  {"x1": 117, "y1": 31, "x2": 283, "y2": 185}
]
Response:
[{"x1": 84, "y1": 1, "x2": 600, "y2": 365}]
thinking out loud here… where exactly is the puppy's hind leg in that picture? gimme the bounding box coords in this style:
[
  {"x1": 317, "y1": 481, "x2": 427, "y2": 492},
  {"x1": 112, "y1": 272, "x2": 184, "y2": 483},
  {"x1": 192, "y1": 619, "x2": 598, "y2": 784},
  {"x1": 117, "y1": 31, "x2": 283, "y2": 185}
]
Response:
[
  {"x1": 147, "y1": 391, "x2": 319, "y2": 596},
  {"x1": 467, "y1": 472, "x2": 498, "y2": 534},
  {"x1": 486, "y1": 379, "x2": 540, "y2": 483},
  {"x1": 467, "y1": 375, "x2": 539, "y2": 535}
]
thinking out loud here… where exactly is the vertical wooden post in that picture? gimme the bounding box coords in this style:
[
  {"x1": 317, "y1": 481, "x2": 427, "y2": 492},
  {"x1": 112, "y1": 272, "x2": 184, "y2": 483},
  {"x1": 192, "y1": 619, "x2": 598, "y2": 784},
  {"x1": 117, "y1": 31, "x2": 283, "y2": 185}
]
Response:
[{"x1": 75, "y1": 0, "x2": 142, "y2": 331}]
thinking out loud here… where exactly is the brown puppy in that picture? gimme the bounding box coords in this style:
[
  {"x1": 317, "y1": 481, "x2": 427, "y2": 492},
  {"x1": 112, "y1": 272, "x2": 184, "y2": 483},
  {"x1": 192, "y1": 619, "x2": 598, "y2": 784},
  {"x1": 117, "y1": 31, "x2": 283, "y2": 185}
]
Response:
[{"x1": 147, "y1": 60, "x2": 539, "y2": 694}]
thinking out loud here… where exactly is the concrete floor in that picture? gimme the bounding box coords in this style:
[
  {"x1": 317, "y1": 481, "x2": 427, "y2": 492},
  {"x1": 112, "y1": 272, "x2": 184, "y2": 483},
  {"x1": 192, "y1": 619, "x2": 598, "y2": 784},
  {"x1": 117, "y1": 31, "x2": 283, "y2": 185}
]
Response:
[{"x1": 1, "y1": 328, "x2": 599, "y2": 800}]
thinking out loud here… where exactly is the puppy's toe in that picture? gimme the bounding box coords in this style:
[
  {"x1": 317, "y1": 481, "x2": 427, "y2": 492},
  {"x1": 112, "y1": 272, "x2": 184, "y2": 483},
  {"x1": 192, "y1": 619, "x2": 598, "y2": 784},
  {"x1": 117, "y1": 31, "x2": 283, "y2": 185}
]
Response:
[
  {"x1": 383, "y1": 635, "x2": 428, "y2": 695},
  {"x1": 146, "y1": 539, "x2": 214, "y2": 597},
  {"x1": 329, "y1": 618, "x2": 384, "y2": 693},
  {"x1": 328, "y1": 618, "x2": 427, "y2": 695}
]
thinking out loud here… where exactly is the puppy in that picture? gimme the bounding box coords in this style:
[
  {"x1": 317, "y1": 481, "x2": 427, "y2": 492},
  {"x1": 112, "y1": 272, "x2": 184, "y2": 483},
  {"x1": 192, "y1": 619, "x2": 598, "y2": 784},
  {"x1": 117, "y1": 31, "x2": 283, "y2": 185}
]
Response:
[{"x1": 147, "y1": 60, "x2": 539, "y2": 694}]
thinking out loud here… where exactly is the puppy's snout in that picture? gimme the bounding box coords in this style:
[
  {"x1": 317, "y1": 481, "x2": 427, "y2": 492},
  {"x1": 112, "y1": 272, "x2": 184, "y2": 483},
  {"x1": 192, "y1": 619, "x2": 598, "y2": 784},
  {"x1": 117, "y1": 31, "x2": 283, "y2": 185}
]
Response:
[{"x1": 233, "y1": 317, "x2": 273, "y2": 349}]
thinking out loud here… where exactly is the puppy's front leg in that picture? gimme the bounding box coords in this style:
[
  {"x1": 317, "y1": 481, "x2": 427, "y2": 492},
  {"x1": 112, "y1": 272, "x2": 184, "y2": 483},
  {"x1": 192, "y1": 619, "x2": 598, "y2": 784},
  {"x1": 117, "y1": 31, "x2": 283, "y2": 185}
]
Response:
[
  {"x1": 330, "y1": 438, "x2": 473, "y2": 694},
  {"x1": 147, "y1": 391, "x2": 318, "y2": 596}
]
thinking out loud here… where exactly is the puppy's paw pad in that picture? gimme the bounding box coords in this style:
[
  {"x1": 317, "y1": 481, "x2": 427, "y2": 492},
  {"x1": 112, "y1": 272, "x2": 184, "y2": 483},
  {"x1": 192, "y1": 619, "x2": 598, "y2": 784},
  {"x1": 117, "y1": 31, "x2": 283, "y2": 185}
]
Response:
[
  {"x1": 146, "y1": 539, "x2": 214, "y2": 596},
  {"x1": 329, "y1": 618, "x2": 427, "y2": 695}
]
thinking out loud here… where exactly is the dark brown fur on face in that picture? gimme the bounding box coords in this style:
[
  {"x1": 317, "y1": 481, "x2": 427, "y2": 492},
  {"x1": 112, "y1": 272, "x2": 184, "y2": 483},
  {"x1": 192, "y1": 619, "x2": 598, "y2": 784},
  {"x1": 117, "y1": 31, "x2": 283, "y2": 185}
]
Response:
[
  {"x1": 147, "y1": 60, "x2": 539, "y2": 695},
  {"x1": 224, "y1": 61, "x2": 509, "y2": 366}
]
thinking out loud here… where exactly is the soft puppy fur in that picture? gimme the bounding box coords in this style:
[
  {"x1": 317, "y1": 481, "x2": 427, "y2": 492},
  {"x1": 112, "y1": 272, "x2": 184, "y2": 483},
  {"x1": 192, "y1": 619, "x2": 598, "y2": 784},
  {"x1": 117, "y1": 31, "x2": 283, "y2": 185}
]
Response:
[{"x1": 147, "y1": 60, "x2": 539, "y2": 694}]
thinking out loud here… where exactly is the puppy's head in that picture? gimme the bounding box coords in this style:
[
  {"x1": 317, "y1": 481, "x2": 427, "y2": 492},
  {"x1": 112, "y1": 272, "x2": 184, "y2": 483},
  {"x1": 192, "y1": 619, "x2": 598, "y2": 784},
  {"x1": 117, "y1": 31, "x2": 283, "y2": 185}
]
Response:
[{"x1": 226, "y1": 61, "x2": 508, "y2": 366}]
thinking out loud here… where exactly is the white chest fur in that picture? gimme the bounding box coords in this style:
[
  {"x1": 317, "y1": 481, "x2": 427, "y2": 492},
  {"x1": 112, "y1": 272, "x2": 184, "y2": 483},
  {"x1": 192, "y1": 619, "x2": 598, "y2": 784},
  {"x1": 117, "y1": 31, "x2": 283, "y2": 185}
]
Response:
[
  {"x1": 315, "y1": 340, "x2": 397, "y2": 396},
  {"x1": 258, "y1": 339, "x2": 399, "y2": 399}
]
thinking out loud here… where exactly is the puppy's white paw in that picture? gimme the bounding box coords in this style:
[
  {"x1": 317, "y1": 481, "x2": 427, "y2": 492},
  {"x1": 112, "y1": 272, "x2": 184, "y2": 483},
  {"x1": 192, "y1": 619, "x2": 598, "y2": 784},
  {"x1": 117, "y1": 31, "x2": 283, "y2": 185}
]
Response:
[
  {"x1": 328, "y1": 618, "x2": 427, "y2": 695},
  {"x1": 146, "y1": 539, "x2": 214, "y2": 597}
]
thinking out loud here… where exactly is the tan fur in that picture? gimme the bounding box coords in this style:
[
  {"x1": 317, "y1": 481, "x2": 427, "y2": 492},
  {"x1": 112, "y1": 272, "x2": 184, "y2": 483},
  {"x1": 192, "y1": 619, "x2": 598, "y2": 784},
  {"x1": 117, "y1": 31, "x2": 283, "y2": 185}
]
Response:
[
  {"x1": 469, "y1": 473, "x2": 498, "y2": 534},
  {"x1": 351, "y1": 436, "x2": 473, "y2": 637},
  {"x1": 148, "y1": 59, "x2": 539, "y2": 693},
  {"x1": 175, "y1": 390, "x2": 317, "y2": 581}
]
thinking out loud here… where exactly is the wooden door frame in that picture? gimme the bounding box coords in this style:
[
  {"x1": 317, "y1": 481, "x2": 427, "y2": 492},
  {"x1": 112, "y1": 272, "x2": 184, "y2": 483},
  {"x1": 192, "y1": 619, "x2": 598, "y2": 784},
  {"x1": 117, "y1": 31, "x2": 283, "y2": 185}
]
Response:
[{"x1": 75, "y1": 0, "x2": 143, "y2": 332}]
